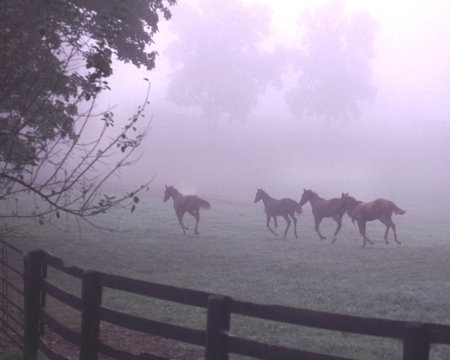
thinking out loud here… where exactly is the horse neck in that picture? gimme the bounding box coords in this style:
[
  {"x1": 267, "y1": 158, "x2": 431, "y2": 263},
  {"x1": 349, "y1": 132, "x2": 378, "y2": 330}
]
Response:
[
  {"x1": 260, "y1": 192, "x2": 272, "y2": 206},
  {"x1": 307, "y1": 193, "x2": 322, "y2": 206},
  {"x1": 169, "y1": 188, "x2": 182, "y2": 201},
  {"x1": 345, "y1": 198, "x2": 359, "y2": 211}
]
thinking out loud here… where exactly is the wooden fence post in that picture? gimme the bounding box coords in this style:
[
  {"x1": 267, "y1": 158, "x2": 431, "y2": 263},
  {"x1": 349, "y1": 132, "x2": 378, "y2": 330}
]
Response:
[
  {"x1": 23, "y1": 250, "x2": 44, "y2": 360},
  {"x1": 79, "y1": 270, "x2": 102, "y2": 360},
  {"x1": 402, "y1": 322, "x2": 429, "y2": 360},
  {"x1": 205, "y1": 295, "x2": 230, "y2": 360}
]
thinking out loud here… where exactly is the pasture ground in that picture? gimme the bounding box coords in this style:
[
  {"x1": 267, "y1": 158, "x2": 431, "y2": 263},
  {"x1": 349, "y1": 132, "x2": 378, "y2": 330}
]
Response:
[{"x1": 1, "y1": 191, "x2": 450, "y2": 359}]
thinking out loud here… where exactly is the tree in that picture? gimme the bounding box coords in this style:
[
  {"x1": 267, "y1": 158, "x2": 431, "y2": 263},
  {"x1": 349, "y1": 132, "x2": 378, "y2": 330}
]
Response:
[
  {"x1": 165, "y1": 0, "x2": 284, "y2": 122},
  {"x1": 0, "y1": 0, "x2": 175, "y2": 232},
  {"x1": 286, "y1": 1, "x2": 378, "y2": 122}
]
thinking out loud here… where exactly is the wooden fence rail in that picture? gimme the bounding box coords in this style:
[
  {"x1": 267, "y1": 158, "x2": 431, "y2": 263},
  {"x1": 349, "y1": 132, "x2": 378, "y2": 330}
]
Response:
[{"x1": 11, "y1": 247, "x2": 450, "y2": 360}]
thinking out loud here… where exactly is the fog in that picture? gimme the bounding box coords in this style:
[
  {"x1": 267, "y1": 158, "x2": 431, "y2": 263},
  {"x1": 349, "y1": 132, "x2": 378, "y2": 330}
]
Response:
[{"x1": 100, "y1": 0, "x2": 450, "y2": 210}]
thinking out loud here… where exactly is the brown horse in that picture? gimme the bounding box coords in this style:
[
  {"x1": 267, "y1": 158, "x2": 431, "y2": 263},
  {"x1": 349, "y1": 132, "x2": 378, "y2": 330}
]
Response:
[
  {"x1": 298, "y1": 189, "x2": 347, "y2": 243},
  {"x1": 163, "y1": 185, "x2": 211, "y2": 235},
  {"x1": 254, "y1": 188, "x2": 302, "y2": 238},
  {"x1": 341, "y1": 193, "x2": 405, "y2": 247}
]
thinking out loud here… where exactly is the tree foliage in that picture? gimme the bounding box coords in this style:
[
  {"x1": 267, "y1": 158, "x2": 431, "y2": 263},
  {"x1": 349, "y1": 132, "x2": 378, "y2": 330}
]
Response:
[
  {"x1": 164, "y1": 0, "x2": 377, "y2": 123},
  {"x1": 165, "y1": 0, "x2": 284, "y2": 121},
  {"x1": 286, "y1": 1, "x2": 378, "y2": 121},
  {"x1": 0, "y1": 0, "x2": 175, "y2": 231}
]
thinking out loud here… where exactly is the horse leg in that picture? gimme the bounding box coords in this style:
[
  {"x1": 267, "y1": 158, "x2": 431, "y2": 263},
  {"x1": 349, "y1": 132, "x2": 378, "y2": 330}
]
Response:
[
  {"x1": 282, "y1": 214, "x2": 291, "y2": 238},
  {"x1": 379, "y1": 217, "x2": 400, "y2": 245},
  {"x1": 357, "y1": 220, "x2": 374, "y2": 247},
  {"x1": 266, "y1": 214, "x2": 277, "y2": 236},
  {"x1": 384, "y1": 225, "x2": 390, "y2": 244},
  {"x1": 188, "y1": 209, "x2": 200, "y2": 235},
  {"x1": 273, "y1": 216, "x2": 280, "y2": 236},
  {"x1": 379, "y1": 218, "x2": 390, "y2": 244},
  {"x1": 331, "y1": 215, "x2": 342, "y2": 244},
  {"x1": 314, "y1": 217, "x2": 326, "y2": 240},
  {"x1": 366, "y1": 236, "x2": 375, "y2": 245},
  {"x1": 290, "y1": 213, "x2": 298, "y2": 238},
  {"x1": 357, "y1": 220, "x2": 367, "y2": 247},
  {"x1": 189, "y1": 209, "x2": 201, "y2": 235},
  {"x1": 381, "y1": 214, "x2": 401, "y2": 245},
  {"x1": 176, "y1": 211, "x2": 187, "y2": 235},
  {"x1": 390, "y1": 221, "x2": 401, "y2": 244}
]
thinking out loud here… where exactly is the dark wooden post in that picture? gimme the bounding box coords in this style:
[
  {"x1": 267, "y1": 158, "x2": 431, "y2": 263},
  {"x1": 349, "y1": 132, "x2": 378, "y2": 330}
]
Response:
[
  {"x1": 205, "y1": 295, "x2": 230, "y2": 360},
  {"x1": 79, "y1": 270, "x2": 102, "y2": 360},
  {"x1": 39, "y1": 262, "x2": 47, "y2": 335},
  {"x1": 23, "y1": 250, "x2": 44, "y2": 360},
  {"x1": 402, "y1": 322, "x2": 429, "y2": 360}
]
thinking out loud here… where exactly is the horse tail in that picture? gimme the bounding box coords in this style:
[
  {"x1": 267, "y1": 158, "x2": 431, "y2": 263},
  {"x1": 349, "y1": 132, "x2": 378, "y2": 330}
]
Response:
[
  {"x1": 295, "y1": 203, "x2": 302, "y2": 215},
  {"x1": 199, "y1": 199, "x2": 211, "y2": 210},
  {"x1": 392, "y1": 203, "x2": 406, "y2": 215}
]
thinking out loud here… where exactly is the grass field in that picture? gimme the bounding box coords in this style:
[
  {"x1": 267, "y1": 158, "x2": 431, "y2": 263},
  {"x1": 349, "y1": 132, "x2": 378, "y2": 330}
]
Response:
[{"x1": 2, "y1": 190, "x2": 450, "y2": 359}]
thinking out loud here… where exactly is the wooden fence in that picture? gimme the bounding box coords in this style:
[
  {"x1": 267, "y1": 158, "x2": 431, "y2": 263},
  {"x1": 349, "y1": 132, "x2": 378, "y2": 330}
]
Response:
[
  {"x1": 1, "y1": 245, "x2": 449, "y2": 360},
  {"x1": 0, "y1": 238, "x2": 25, "y2": 353}
]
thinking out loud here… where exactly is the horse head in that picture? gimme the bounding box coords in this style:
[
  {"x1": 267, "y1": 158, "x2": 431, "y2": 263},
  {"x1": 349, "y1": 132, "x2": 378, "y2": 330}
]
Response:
[
  {"x1": 254, "y1": 188, "x2": 264, "y2": 203},
  {"x1": 341, "y1": 192, "x2": 356, "y2": 205},
  {"x1": 299, "y1": 189, "x2": 316, "y2": 206},
  {"x1": 341, "y1": 193, "x2": 357, "y2": 223},
  {"x1": 163, "y1": 185, "x2": 174, "y2": 202}
]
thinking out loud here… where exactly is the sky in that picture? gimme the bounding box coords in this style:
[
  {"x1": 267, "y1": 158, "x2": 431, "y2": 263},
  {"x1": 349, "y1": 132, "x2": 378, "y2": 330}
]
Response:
[{"x1": 102, "y1": 0, "x2": 450, "y2": 209}]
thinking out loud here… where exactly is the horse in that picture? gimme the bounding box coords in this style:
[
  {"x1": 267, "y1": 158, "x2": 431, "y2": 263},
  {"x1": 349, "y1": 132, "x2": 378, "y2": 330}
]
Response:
[
  {"x1": 254, "y1": 188, "x2": 302, "y2": 238},
  {"x1": 163, "y1": 185, "x2": 211, "y2": 235},
  {"x1": 341, "y1": 193, "x2": 406, "y2": 247},
  {"x1": 298, "y1": 189, "x2": 347, "y2": 243}
]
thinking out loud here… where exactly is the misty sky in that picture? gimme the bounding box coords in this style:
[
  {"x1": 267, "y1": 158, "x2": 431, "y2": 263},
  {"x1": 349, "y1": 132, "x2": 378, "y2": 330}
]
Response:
[{"x1": 101, "y1": 0, "x2": 450, "y2": 208}]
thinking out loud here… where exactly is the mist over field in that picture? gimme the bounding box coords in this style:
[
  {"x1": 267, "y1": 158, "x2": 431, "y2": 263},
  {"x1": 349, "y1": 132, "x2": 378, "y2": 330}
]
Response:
[
  {"x1": 4, "y1": 3, "x2": 450, "y2": 358},
  {"x1": 100, "y1": 0, "x2": 450, "y2": 213}
]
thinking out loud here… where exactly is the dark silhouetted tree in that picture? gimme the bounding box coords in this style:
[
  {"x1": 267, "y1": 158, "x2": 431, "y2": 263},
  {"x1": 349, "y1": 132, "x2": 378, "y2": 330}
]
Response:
[
  {"x1": 0, "y1": 0, "x2": 175, "y2": 232},
  {"x1": 165, "y1": 0, "x2": 284, "y2": 121},
  {"x1": 286, "y1": 1, "x2": 377, "y2": 121}
]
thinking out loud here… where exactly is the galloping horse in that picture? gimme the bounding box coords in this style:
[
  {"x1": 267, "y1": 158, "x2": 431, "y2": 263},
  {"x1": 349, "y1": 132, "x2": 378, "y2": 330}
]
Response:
[
  {"x1": 298, "y1": 189, "x2": 346, "y2": 243},
  {"x1": 254, "y1": 188, "x2": 302, "y2": 238},
  {"x1": 163, "y1": 185, "x2": 211, "y2": 235},
  {"x1": 341, "y1": 193, "x2": 405, "y2": 247}
]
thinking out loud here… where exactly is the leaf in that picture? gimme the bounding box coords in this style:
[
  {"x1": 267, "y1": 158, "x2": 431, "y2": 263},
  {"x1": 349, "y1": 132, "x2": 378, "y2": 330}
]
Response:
[
  {"x1": 56, "y1": 211, "x2": 60, "y2": 219},
  {"x1": 130, "y1": 204, "x2": 136, "y2": 213},
  {"x1": 133, "y1": 196, "x2": 139, "y2": 203},
  {"x1": 38, "y1": 218, "x2": 45, "y2": 225}
]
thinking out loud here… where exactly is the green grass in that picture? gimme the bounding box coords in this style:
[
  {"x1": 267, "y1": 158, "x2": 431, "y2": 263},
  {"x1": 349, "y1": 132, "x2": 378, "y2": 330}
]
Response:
[{"x1": 3, "y1": 192, "x2": 450, "y2": 359}]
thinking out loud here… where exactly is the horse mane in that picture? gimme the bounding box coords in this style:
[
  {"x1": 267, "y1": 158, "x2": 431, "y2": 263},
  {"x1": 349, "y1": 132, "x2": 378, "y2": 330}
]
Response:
[
  {"x1": 309, "y1": 190, "x2": 321, "y2": 200},
  {"x1": 257, "y1": 188, "x2": 272, "y2": 199},
  {"x1": 349, "y1": 196, "x2": 361, "y2": 204},
  {"x1": 166, "y1": 185, "x2": 180, "y2": 194}
]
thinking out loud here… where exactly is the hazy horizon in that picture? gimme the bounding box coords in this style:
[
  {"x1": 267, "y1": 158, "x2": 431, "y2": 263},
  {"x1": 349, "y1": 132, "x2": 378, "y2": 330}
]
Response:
[{"x1": 95, "y1": 0, "x2": 450, "y2": 210}]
